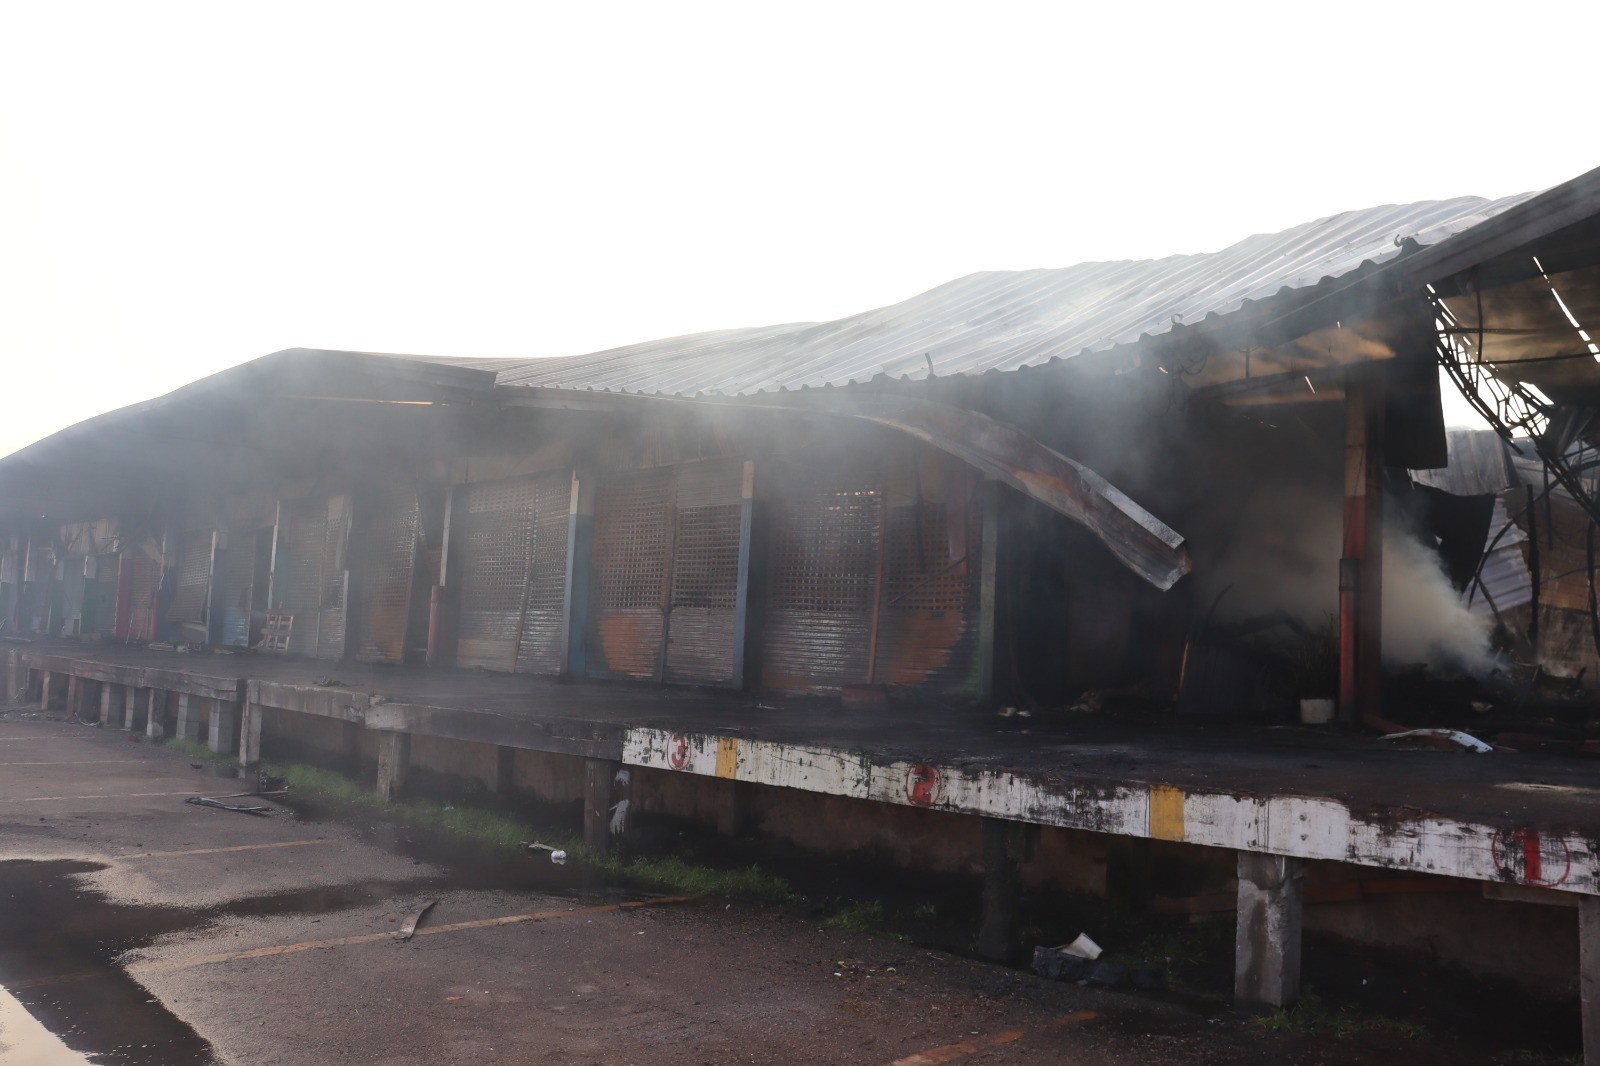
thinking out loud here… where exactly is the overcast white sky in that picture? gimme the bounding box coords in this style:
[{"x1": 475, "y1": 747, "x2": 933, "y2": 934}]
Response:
[{"x1": 1, "y1": 2, "x2": 1594, "y2": 458}]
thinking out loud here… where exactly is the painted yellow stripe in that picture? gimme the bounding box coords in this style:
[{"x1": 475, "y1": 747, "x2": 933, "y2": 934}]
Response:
[
  {"x1": 122, "y1": 839, "x2": 335, "y2": 861},
  {"x1": 136, "y1": 896, "x2": 696, "y2": 974},
  {"x1": 714, "y1": 737, "x2": 739, "y2": 780},
  {"x1": 20, "y1": 791, "x2": 198, "y2": 802},
  {"x1": 889, "y1": 1011, "x2": 1096, "y2": 1066},
  {"x1": 1148, "y1": 785, "x2": 1186, "y2": 842},
  {"x1": 0, "y1": 760, "x2": 134, "y2": 767}
]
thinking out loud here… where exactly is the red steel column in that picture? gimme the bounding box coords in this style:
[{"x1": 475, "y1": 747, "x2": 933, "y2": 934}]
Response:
[{"x1": 1339, "y1": 375, "x2": 1385, "y2": 724}]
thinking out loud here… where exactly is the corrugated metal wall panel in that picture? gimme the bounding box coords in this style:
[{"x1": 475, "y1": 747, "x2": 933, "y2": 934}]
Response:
[
  {"x1": 355, "y1": 490, "x2": 420, "y2": 664},
  {"x1": 456, "y1": 472, "x2": 572, "y2": 673},
  {"x1": 588, "y1": 466, "x2": 674, "y2": 680},
  {"x1": 213, "y1": 531, "x2": 257, "y2": 648},
  {"x1": 760, "y1": 465, "x2": 883, "y2": 694},
  {"x1": 165, "y1": 531, "x2": 213, "y2": 627},
  {"x1": 664, "y1": 458, "x2": 745, "y2": 684}
]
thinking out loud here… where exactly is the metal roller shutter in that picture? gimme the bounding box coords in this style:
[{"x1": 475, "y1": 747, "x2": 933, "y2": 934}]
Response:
[
  {"x1": 874, "y1": 491, "x2": 981, "y2": 690},
  {"x1": 355, "y1": 490, "x2": 420, "y2": 664},
  {"x1": 455, "y1": 472, "x2": 571, "y2": 673},
  {"x1": 119, "y1": 550, "x2": 160, "y2": 641},
  {"x1": 587, "y1": 458, "x2": 748, "y2": 685},
  {"x1": 760, "y1": 464, "x2": 883, "y2": 694},
  {"x1": 277, "y1": 496, "x2": 348, "y2": 660},
  {"x1": 165, "y1": 531, "x2": 214, "y2": 629},
  {"x1": 664, "y1": 459, "x2": 746, "y2": 684},
  {"x1": 212, "y1": 531, "x2": 257, "y2": 648},
  {"x1": 587, "y1": 467, "x2": 673, "y2": 680},
  {"x1": 317, "y1": 497, "x2": 349, "y2": 660},
  {"x1": 514, "y1": 477, "x2": 572, "y2": 674}
]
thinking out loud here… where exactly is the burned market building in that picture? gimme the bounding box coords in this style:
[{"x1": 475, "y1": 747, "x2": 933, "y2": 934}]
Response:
[{"x1": 7, "y1": 168, "x2": 1600, "y2": 1056}]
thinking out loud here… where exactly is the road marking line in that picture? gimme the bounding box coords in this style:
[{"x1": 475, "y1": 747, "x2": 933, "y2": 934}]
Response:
[
  {"x1": 0, "y1": 760, "x2": 134, "y2": 766},
  {"x1": 123, "y1": 839, "x2": 335, "y2": 861},
  {"x1": 0, "y1": 737, "x2": 55, "y2": 742},
  {"x1": 18, "y1": 791, "x2": 198, "y2": 802},
  {"x1": 888, "y1": 1011, "x2": 1096, "y2": 1066},
  {"x1": 136, "y1": 896, "x2": 696, "y2": 974}
]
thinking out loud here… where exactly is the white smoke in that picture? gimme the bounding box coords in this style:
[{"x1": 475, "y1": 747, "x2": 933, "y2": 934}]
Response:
[{"x1": 1201, "y1": 485, "x2": 1490, "y2": 672}]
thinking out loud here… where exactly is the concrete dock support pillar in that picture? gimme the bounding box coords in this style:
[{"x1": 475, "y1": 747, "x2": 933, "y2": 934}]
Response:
[
  {"x1": 583, "y1": 758, "x2": 622, "y2": 854},
  {"x1": 39, "y1": 671, "x2": 52, "y2": 711},
  {"x1": 209, "y1": 699, "x2": 239, "y2": 757},
  {"x1": 145, "y1": 690, "x2": 166, "y2": 739},
  {"x1": 492, "y1": 745, "x2": 516, "y2": 795},
  {"x1": 716, "y1": 780, "x2": 757, "y2": 837},
  {"x1": 125, "y1": 687, "x2": 146, "y2": 731},
  {"x1": 1235, "y1": 851, "x2": 1306, "y2": 1010},
  {"x1": 174, "y1": 694, "x2": 202, "y2": 742},
  {"x1": 978, "y1": 818, "x2": 1033, "y2": 962},
  {"x1": 99, "y1": 684, "x2": 123, "y2": 727},
  {"x1": 239, "y1": 703, "x2": 264, "y2": 769},
  {"x1": 1580, "y1": 896, "x2": 1600, "y2": 1065},
  {"x1": 65, "y1": 676, "x2": 80, "y2": 718},
  {"x1": 376, "y1": 731, "x2": 410, "y2": 802}
]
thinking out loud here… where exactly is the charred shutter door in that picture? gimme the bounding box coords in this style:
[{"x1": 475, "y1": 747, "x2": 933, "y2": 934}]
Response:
[
  {"x1": 455, "y1": 472, "x2": 572, "y2": 673},
  {"x1": 587, "y1": 458, "x2": 747, "y2": 685},
  {"x1": 761, "y1": 463, "x2": 884, "y2": 695},
  {"x1": 875, "y1": 468, "x2": 982, "y2": 693},
  {"x1": 587, "y1": 467, "x2": 673, "y2": 680},
  {"x1": 118, "y1": 550, "x2": 161, "y2": 641},
  {"x1": 664, "y1": 458, "x2": 747, "y2": 684},
  {"x1": 165, "y1": 531, "x2": 214, "y2": 633},
  {"x1": 212, "y1": 531, "x2": 257, "y2": 647},
  {"x1": 355, "y1": 489, "x2": 420, "y2": 665}
]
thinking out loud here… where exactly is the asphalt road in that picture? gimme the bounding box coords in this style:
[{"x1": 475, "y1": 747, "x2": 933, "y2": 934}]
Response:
[{"x1": 0, "y1": 712, "x2": 1541, "y2": 1065}]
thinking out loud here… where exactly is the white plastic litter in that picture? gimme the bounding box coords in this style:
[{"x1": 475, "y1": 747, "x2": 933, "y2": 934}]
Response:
[{"x1": 1381, "y1": 728, "x2": 1493, "y2": 754}]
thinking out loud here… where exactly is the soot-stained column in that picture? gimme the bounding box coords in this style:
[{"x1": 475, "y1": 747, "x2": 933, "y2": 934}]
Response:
[
  {"x1": 376, "y1": 731, "x2": 411, "y2": 801},
  {"x1": 1234, "y1": 851, "x2": 1305, "y2": 1009},
  {"x1": 1580, "y1": 896, "x2": 1600, "y2": 1066},
  {"x1": 1339, "y1": 373, "x2": 1384, "y2": 724}
]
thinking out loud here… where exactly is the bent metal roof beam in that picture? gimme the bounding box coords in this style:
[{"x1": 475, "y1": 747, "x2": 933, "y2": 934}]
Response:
[{"x1": 496, "y1": 388, "x2": 1191, "y2": 590}]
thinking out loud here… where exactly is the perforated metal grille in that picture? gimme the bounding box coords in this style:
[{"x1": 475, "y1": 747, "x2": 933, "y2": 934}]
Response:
[
  {"x1": 165, "y1": 531, "x2": 213, "y2": 626},
  {"x1": 355, "y1": 490, "x2": 419, "y2": 664},
  {"x1": 456, "y1": 471, "x2": 572, "y2": 673}
]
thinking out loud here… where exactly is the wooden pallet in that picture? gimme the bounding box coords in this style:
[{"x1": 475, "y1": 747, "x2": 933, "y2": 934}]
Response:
[{"x1": 260, "y1": 612, "x2": 293, "y2": 653}]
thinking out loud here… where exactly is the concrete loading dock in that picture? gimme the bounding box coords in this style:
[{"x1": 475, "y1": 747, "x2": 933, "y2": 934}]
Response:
[
  {"x1": 6, "y1": 167, "x2": 1600, "y2": 1057},
  {"x1": 10, "y1": 637, "x2": 1600, "y2": 1020}
]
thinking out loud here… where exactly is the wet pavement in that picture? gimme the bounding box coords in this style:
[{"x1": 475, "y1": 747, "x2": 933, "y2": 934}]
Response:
[{"x1": 0, "y1": 711, "x2": 1574, "y2": 1064}]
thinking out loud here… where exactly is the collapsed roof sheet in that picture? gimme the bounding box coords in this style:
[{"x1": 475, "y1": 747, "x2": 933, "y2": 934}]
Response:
[{"x1": 413, "y1": 194, "x2": 1533, "y2": 398}]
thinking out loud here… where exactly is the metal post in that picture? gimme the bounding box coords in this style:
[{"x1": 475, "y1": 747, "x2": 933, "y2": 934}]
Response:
[{"x1": 1338, "y1": 374, "x2": 1384, "y2": 724}]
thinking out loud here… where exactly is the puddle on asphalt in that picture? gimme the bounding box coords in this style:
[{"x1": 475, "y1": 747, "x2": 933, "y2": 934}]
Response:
[{"x1": 0, "y1": 861, "x2": 217, "y2": 1064}]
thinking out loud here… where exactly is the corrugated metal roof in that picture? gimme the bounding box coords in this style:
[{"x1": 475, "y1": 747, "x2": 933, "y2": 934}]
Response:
[
  {"x1": 1410, "y1": 429, "x2": 1517, "y2": 495},
  {"x1": 413, "y1": 193, "x2": 1535, "y2": 398}
]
